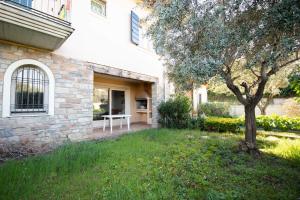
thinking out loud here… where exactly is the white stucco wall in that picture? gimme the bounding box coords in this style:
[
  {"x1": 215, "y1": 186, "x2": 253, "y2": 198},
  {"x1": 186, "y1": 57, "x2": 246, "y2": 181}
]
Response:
[
  {"x1": 54, "y1": 0, "x2": 164, "y2": 80},
  {"x1": 193, "y1": 86, "x2": 208, "y2": 112}
]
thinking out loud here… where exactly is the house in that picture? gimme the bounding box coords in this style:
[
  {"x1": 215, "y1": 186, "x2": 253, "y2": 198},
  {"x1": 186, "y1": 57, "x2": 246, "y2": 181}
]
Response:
[{"x1": 0, "y1": 0, "x2": 207, "y2": 150}]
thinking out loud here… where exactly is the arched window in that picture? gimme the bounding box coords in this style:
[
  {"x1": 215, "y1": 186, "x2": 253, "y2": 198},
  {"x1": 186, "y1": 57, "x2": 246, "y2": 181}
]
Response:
[
  {"x1": 10, "y1": 65, "x2": 49, "y2": 113},
  {"x1": 2, "y1": 59, "x2": 55, "y2": 117}
]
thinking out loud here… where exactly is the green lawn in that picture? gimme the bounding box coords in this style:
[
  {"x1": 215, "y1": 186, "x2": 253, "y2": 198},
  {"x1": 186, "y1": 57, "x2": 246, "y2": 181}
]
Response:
[{"x1": 0, "y1": 129, "x2": 299, "y2": 200}]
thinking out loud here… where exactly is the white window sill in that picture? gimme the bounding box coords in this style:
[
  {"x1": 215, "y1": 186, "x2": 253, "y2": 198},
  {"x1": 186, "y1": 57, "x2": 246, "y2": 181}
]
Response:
[{"x1": 7, "y1": 113, "x2": 51, "y2": 118}]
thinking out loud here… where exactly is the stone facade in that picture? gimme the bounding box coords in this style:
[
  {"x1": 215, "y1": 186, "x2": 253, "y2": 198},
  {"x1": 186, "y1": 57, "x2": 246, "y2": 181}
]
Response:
[
  {"x1": 151, "y1": 82, "x2": 160, "y2": 128},
  {"x1": 0, "y1": 42, "x2": 161, "y2": 153},
  {"x1": 0, "y1": 43, "x2": 94, "y2": 151}
]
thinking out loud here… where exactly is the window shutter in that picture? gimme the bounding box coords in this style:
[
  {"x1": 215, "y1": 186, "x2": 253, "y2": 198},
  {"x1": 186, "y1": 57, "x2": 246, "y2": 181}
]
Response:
[{"x1": 131, "y1": 11, "x2": 140, "y2": 45}]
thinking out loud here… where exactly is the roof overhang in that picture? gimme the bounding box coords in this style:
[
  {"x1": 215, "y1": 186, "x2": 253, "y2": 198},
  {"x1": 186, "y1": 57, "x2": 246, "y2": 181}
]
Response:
[{"x1": 91, "y1": 62, "x2": 158, "y2": 83}]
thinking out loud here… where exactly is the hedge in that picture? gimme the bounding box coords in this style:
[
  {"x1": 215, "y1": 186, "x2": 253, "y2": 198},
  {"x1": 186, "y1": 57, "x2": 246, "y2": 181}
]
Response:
[
  {"x1": 203, "y1": 117, "x2": 242, "y2": 133},
  {"x1": 203, "y1": 115, "x2": 300, "y2": 133},
  {"x1": 158, "y1": 98, "x2": 300, "y2": 132},
  {"x1": 256, "y1": 115, "x2": 300, "y2": 132},
  {"x1": 204, "y1": 115, "x2": 300, "y2": 132}
]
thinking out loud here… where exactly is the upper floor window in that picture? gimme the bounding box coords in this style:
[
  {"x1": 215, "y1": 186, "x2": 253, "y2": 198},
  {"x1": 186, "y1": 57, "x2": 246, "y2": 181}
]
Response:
[
  {"x1": 11, "y1": 65, "x2": 49, "y2": 113},
  {"x1": 91, "y1": 0, "x2": 106, "y2": 17}
]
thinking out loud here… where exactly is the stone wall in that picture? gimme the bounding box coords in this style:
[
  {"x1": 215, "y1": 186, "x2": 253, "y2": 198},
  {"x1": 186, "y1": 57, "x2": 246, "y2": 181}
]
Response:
[
  {"x1": 0, "y1": 43, "x2": 94, "y2": 152},
  {"x1": 151, "y1": 82, "x2": 160, "y2": 128}
]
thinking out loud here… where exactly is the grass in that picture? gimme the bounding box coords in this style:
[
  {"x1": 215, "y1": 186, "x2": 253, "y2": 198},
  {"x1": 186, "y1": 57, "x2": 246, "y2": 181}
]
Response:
[{"x1": 0, "y1": 129, "x2": 299, "y2": 200}]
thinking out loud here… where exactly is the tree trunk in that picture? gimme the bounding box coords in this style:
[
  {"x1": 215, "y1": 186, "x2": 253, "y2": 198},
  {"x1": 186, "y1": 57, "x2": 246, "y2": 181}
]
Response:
[
  {"x1": 258, "y1": 96, "x2": 273, "y2": 115},
  {"x1": 258, "y1": 105, "x2": 267, "y2": 115},
  {"x1": 240, "y1": 105, "x2": 260, "y2": 155},
  {"x1": 245, "y1": 105, "x2": 256, "y2": 148}
]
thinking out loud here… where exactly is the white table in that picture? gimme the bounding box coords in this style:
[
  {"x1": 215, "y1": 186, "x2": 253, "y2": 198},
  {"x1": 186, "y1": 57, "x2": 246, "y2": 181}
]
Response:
[{"x1": 102, "y1": 114, "x2": 132, "y2": 133}]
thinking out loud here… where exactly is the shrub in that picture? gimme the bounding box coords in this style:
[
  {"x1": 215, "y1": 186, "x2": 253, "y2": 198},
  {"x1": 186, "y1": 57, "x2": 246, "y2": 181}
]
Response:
[
  {"x1": 203, "y1": 115, "x2": 300, "y2": 133},
  {"x1": 187, "y1": 117, "x2": 205, "y2": 130},
  {"x1": 203, "y1": 117, "x2": 242, "y2": 133},
  {"x1": 198, "y1": 102, "x2": 230, "y2": 117},
  {"x1": 290, "y1": 73, "x2": 300, "y2": 102},
  {"x1": 256, "y1": 115, "x2": 300, "y2": 132},
  {"x1": 158, "y1": 95, "x2": 192, "y2": 129}
]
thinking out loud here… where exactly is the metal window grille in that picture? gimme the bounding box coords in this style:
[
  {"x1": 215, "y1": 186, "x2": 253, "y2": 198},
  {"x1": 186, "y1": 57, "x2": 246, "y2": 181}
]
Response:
[{"x1": 11, "y1": 65, "x2": 49, "y2": 113}]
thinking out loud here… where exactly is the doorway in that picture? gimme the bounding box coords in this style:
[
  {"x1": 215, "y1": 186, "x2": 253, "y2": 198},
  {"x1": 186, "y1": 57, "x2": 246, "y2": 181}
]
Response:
[{"x1": 93, "y1": 85, "x2": 130, "y2": 126}]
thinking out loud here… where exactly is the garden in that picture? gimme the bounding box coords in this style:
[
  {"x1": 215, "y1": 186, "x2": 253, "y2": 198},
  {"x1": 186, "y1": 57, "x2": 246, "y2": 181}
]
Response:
[
  {"x1": 1, "y1": 95, "x2": 299, "y2": 199},
  {"x1": 1, "y1": 0, "x2": 299, "y2": 199},
  {"x1": 158, "y1": 96, "x2": 300, "y2": 134},
  {"x1": 0, "y1": 129, "x2": 299, "y2": 199}
]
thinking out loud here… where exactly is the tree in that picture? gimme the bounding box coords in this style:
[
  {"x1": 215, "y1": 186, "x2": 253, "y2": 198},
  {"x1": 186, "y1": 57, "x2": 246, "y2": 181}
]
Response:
[
  {"x1": 291, "y1": 72, "x2": 300, "y2": 103},
  {"x1": 208, "y1": 64, "x2": 297, "y2": 115},
  {"x1": 144, "y1": 0, "x2": 300, "y2": 153}
]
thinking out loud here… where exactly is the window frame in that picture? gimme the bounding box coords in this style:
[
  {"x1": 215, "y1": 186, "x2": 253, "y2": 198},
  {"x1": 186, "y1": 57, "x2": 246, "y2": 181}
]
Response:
[
  {"x1": 10, "y1": 65, "x2": 49, "y2": 114},
  {"x1": 90, "y1": 0, "x2": 106, "y2": 17},
  {"x1": 2, "y1": 59, "x2": 55, "y2": 117},
  {"x1": 93, "y1": 83, "x2": 131, "y2": 122}
]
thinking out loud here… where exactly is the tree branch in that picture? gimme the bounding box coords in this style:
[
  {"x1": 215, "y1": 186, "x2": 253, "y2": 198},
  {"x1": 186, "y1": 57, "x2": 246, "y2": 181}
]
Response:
[
  {"x1": 232, "y1": 75, "x2": 241, "y2": 81},
  {"x1": 251, "y1": 62, "x2": 269, "y2": 105},
  {"x1": 221, "y1": 68, "x2": 247, "y2": 105},
  {"x1": 267, "y1": 52, "x2": 300, "y2": 76},
  {"x1": 257, "y1": 93, "x2": 274, "y2": 114},
  {"x1": 249, "y1": 78, "x2": 260, "y2": 91},
  {"x1": 253, "y1": 74, "x2": 268, "y2": 105},
  {"x1": 250, "y1": 68, "x2": 260, "y2": 78},
  {"x1": 240, "y1": 82, "x2": 250, "y2": 97}
]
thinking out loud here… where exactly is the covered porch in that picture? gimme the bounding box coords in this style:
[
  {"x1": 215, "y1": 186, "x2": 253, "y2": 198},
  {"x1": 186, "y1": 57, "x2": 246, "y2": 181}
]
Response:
[{"x1": 91, "y1": 63, "x2": 159, "y2": 136}]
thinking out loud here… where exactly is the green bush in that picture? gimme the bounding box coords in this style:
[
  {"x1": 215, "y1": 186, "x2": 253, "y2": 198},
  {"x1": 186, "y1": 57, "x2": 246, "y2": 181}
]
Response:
[
  {"x1": 256, "y1": 115, "x2": 300, "y2": 132},
  {"x1": 158, "y1": 95, "x2": 192, "y2": 129},
  {"x1": 159, "y1": 98, "x2": 300, "y2": 132},
  {"x1": 203, "y1": 117, "x2": 241, "y2": 133},
  {"x1": 201, "y1": 115, "x2": 300, "y2": 133},
  {"x1": 198, "y1": 102, "x2": 230, "y2": 117},
  {"x1": 187, "y1": 117, "x2": 205, "y2": 130}
]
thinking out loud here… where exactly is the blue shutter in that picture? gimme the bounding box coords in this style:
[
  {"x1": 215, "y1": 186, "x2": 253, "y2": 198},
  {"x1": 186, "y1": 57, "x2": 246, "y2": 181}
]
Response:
[
  {"x1": 12, "y1": 0, "x2": 32, "y2": 7},
  {"x1": 131, "y1": 11, "x2": 140, "y2": 45}
]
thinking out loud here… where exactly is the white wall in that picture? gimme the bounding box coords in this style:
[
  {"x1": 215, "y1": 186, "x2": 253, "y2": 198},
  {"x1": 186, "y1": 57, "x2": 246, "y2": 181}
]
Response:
[
  {"x1": 55, "y1": 0, "x2": 164, "y2": 80},
  {"x1": 193, "y1": 86, "x2": 208, "y2": 112},
  {"x1": 229, "y1": 98, "x2": 296, "y2": 116}
]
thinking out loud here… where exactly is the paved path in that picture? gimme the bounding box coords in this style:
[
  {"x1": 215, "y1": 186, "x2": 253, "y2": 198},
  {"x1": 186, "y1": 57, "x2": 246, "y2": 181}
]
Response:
[
  {"x1": 89, "y1": 123, "x2": 152, "y2": 141},
  {"x1": 258, "y1": 132, "x2": 300, "y2": 139}
]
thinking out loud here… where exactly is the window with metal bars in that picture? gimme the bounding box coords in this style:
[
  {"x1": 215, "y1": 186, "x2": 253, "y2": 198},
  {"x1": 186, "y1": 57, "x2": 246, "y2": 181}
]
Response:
[{"x1": 10, "y1": 65, "x2": 49, "y2": 113}]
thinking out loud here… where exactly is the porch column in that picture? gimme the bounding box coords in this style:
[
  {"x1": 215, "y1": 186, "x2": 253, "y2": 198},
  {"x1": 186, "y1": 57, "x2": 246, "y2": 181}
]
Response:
[{"x1": 151, "y1": 82, "x2": 160, "y2": 128}]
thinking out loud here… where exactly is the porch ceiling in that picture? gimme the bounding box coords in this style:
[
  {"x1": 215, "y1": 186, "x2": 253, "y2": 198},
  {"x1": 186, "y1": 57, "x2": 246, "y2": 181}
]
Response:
[{"x1": 91, "y1": 63, "x2": 158, "y2": 83}]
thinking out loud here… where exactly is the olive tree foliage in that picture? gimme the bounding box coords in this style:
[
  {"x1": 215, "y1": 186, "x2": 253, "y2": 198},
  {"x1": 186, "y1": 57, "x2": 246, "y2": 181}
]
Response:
[
  {"x1": 144, "y1": 0, "x2": 300, "y2": 152},
  {"x1": 208, "y1": 63, "x2": 298, "y2": 115}
]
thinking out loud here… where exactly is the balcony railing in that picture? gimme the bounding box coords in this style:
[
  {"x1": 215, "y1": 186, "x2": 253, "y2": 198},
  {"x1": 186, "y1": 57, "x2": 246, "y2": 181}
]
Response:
[
  {"x1": 0, "y1": 0, "x2": 74, "y2": 50},
  {"x1": 4, "y1": 0, "x2": 71, "y2": 22}
]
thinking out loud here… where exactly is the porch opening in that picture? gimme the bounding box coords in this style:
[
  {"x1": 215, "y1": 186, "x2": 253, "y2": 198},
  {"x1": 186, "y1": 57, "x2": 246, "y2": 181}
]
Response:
[{"x1": 93, "y1": 73, "x2": 153, "y2": 133}]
